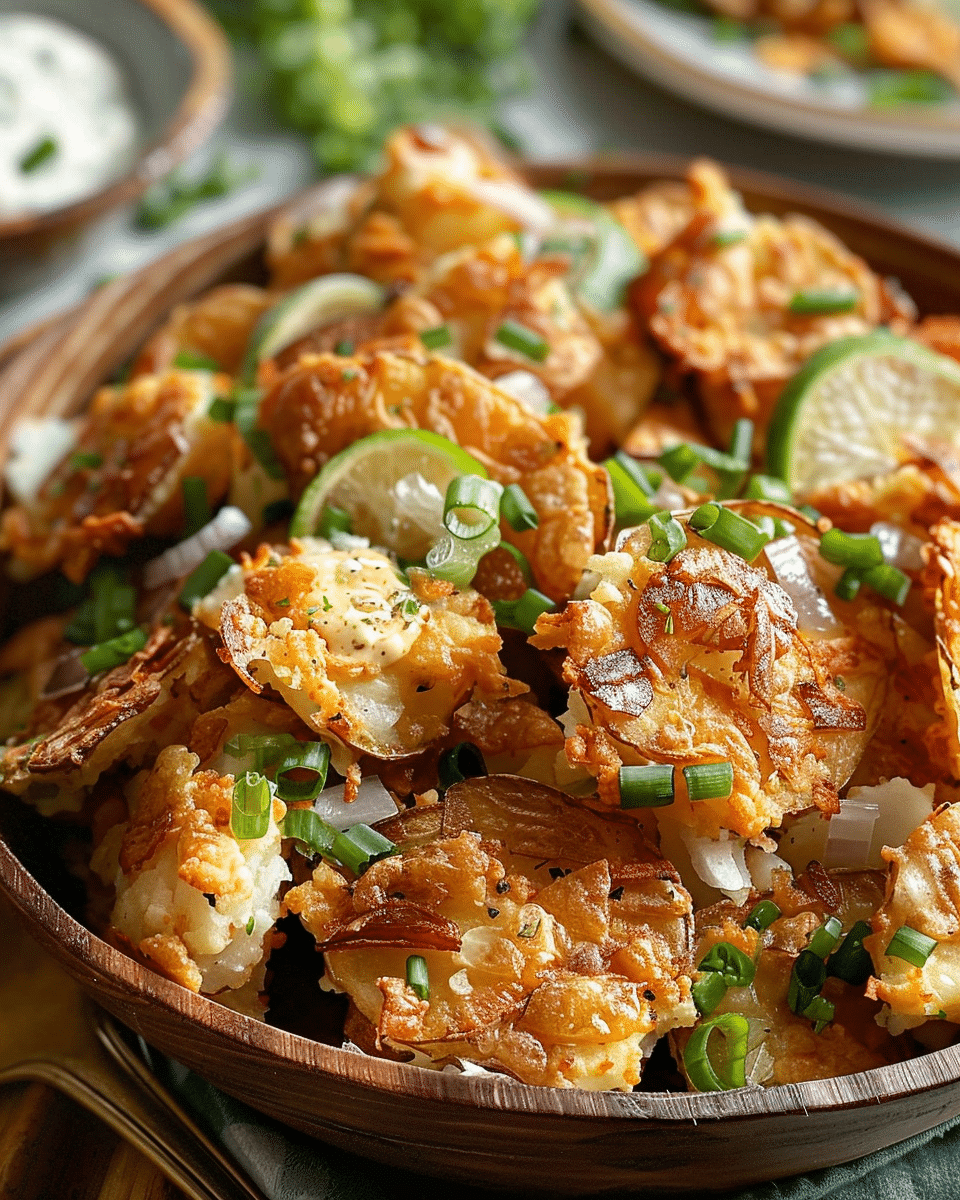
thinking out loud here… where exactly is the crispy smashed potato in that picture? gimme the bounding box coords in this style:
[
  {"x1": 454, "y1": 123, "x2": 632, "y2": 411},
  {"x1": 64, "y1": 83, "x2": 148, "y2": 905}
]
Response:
[
  {"x1": 132, "y1": 285, "x2": 273, "y2": 378},
  {"x1": 0, "y1": 370, "x2": 235, "y2": 582}
]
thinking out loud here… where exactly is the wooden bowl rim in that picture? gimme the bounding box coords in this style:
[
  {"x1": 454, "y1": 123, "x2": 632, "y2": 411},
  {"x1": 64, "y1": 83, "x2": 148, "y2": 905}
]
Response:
[
  {"x1": 0, "y1": 0, "x2": 232, "y2": 241},
  {"x1": 4, "y1": 150, "x2": 960, "y2": 1123}
]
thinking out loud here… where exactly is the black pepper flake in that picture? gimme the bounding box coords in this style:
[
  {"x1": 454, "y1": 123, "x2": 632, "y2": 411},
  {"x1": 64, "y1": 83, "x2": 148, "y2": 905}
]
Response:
[
  {"x1": 609, "y1": 886, "x2": 624, "y2": 901},
  {"x1": 203, "y1": 893, "x2": 217, "y2": 908},
  {"x1": 389, "y1": 891, "x2": 405, "y2": 900},
  {"x1": 487, "y1": 907, "x2": 500, "y2": 919},
  {"x1": 496, "y1": 880, "x2": 510, "y2": 894},
  {"x1": 549, "y1": 866, "x2": 571, "y2": 880},
  {"x1": 643, "y1": 989, "x2": 656, "y2": 1002}
]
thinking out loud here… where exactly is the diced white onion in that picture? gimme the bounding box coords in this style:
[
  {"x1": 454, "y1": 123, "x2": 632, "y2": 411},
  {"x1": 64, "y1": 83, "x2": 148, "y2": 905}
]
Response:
[
  {"x1": 870, "y1": 522, "x2": 924, "y2": 572},
  {"x1": 823, "y1": 797, "x2": 880, "y2": 869},
  {"x1": 847, "y1": 777, "x2": 935, "y2": 866},
  {"x1": 142, "y1": 505, "x2": 252, "y2": 590},
  {"x1": 4, "y1": 417, "x2": 77, "y2": 503},
  {"x1": 493, "y1": 370, "x2": 553, "y2": 415},
  {"x1": 678, "y1": 826, "x2": 752, "y2": 903},
  {"x1": 764, "y1": 535, "x2": 842, "y2": 635},
  {"x1": 313, "y1": 773, "x2": 398, "y2": 830},
  {"x1": 649, "y1": 479, "x2": 688, "y2": 512},
  {"x1": 468, "y1": 179, "x2": 556, "y2": 234},
  {"x1": 744, "y1": 844, "x2": 792, "y2": 891}
]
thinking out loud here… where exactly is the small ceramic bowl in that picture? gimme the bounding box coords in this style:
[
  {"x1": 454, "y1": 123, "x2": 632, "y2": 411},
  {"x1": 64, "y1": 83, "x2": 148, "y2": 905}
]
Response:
[{"x1": 0, "y1": 0, "x2": 231, "y2": 293}]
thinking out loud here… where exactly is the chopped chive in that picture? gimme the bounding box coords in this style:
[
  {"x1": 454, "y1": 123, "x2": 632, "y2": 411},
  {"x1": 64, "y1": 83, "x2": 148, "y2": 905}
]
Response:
[
  {"x1": 19, "y1": 134, "x2": 57, "y2": 173},
  {"x1": 861, "y1": 562, "x2": 911, "y2": 606},
  {"x1": 827, "y1": 21, "x2": 871, "y2": 63},
  {"x1": 834, "y1": 568, "x2": 862, "y2": 601},
  {"x1": 807, "y1": 916, "x2": 843, "y2": 960},
  {"x1": 281, "y1": 808, "x2": 337, "y2": 857},
  {"x1": 689, "y1": 503, "x2": 769, "y2": 562},
  {"x1": 71, "y1": 450, "x2": 103, "y2": 471},
  {"x1": 274, "y1": 741, "x2": 331, "y2": 802},
  {"x1": 491, "y1": 588, "x2": 556, "y2": 635},
  {"x1": 787, "y1": 948, "x2": 827, "y2": 1016},
  {"x1": 518, "y1": 917, "x2": 541, "y2": 939},
  {"x1": 619, "y1": 763, "x2": 674, "y2": 809},
  {"x1": 406, "y1": 954, "x2": 430, "y2": 1001},
  {"x1": 802, "y1": 994, "x2": 836, "y2": 1034},
  {"x1": 334, "y1": 339, "x2": 354, "y2": 356},
  {"x1": 319, "y1": 505, "x2": 352, "y2": 540},
  {"x1": 178, "y1": 549, "x2": 234, "y2": 610},
  {"x1": 827, "y1": 920, "x2": 873, "y2": 985},
  {"x1": 174, "y1": 349, "x2": 222, "y2": 371},
  {"x1": 692, "y1": 970, "x2": 728, "y2": 1016},
  {"x1": 743, "y1": 474, "x2": 793, "y2": 504},
  {"x1": 64, "y1": 598, "x2": 97, "y2": 646},
  {"x1": 646, "y1": 511, "x2": 687, "y2": 563},
  {"x1": 231, "y1": 771, "x2": 273, "y2": 840},
  {"x1": 710, "y1": 227, "x2": 747, "y2": 248},
  {"x1": 819, "y1": 528, "x2": 883, "y2": 569},
  {"x1": 80, "y1": 627, "x2": 147, "y2": 676},
  {"x1": 500, "y1": 483, "x2": 539, "y2": 532},
  {"x1": 683, "y1": 761, "x2": 733, "y2": 802},
  {"x1": 744, "y1": 900, "x2": 781, "y2": 932},
  {"x1": 438, "y1": 742, "x2": 487, "y2": 795},
  {"x1": 712, "y1": 14, "x2": 749, "y2": 39},
  {"x1": 330, "y1": 823, "x2": 399, "y2": 875},
  {"x1": 208, "y1": 396, "x2": 236, "y2": 422},
  {"x1": 868, "y1": 69, "x2": 952, "y2": 108},
  {"x1": 494, "y1": 319, "x2": 549, "y2": 363},
  {"x1": 683, "y1": 1013, "x2": 750, "y2": 1092},
  {"x1": 605, "y1": 451, "x2": 657, "y2": 525},
  {"x1": 245, "y1": 916, "x2": 256, "y2": 935},
  {"x1": 444, "y1": 474, "x2": 503, "y2": 541},
  {"x1": 655, "y1": 601, "x2": 670, "y2": 615},
  {"x1": 664, "y1": 612, "x2": 674, "y2": 635},
  {"x1": 698, "y1": 941, "x2": 756, "y2": 988},
  {"x1": 420, "y1": 325, "x2": 453, "y2": 351},
  {"x1": 789, "y1": 290, "x2": 858, "y2": 316},
  {"x1": 181, "y1": 476, "x2": 210, "y2": 537},
  {"x1": 886, "y1": 924, "x2": 937, "y2": 968},
  {"x1": 234, "y1": 386, "x2": 285, "y2": 480}
]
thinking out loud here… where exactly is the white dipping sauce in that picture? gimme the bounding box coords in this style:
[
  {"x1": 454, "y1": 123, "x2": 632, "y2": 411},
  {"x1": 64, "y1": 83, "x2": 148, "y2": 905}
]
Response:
[{"x1": 0, "y1": 13, "x2": 141, "y2": 215}]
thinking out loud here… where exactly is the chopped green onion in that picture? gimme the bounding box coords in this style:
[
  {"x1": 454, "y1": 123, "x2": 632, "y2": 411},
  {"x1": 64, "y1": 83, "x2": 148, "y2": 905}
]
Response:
[
  {"x1": 319, "y1": 505, "x2": 353, "y2": 540},
  {"x1": 281, "y1": 808, "x2": 337, "y2": 857},
  {"x1": 646, "y1": 511, "x2": 687, "y2": 563},
  {"x1": 71, "y1": 450, "x2": 103, "y2": 471},
  {"x1": 605, "y1": 452, "x2": 657, "y2": 525},
  {"x1": 425, "y1": 524, "x2": 500, "y2": 589},
  {"x1": 491, "y1": 588, "x2": 556, "y2": 635},
  {"x1": 226, "y1": 732, "x2": 300, "y2": 773},
  {"x1": 744, "y1": 900, "x2": 781, "y2": 932},
  {"x1": 619, "y1": 763, "x2": 674, "y2": 809},
  {"x1": 698, "y1": 941, "x2": 756, "y2": 988},
  {"x1": 178, "y1": 550, "x2": 235, "y2": 610},
  {"x1": 692, "y1": 970, "x2": 728, "y2": 1016},
  {"x1": 234, "y1": 386, "x2": 285, "y2": 480},
  {"x1": 727, "y1": 419, "x2": 754, "y2": 467},
  {"x1": 420, "y1": 325, "x2": 453, "y2": 351},
  {"x1": 819, "y1": 528, "x2": 883, "y2": 569},
  {"x1": 752, "y1": 515, "x2": 776, "y2": 540},
  {"x1": 208, "y1": 396, "x2": 236, "y2": 422},
  {"x1": 861, "y1": 562, "x2": 911, "y2": 606},
  {"x1": 710, "y1": 227, "x2": 747, "y2": 248},
  {"x1": 245, "y1": 916, "x2": 256, "y2": 935},
  {"x1": 334, "y1": 339, "x2": 354, "y2": 356},
  {"x1": 263, "y1": 498, "x2": 295, "y2": 526},
  {"x1": 743, "y1": 474, "x2": 793, "y2": 504},
  {"x1": 64, "y1": 598, "x2": 97, "y2": 646},
  {"x1": 274, "y1": 741, "x2": 330, "y2": 801},
  {"x1": 683, "y1": 761, "x2": 734, "y2": 802},
  {"x1": 659, "y1": 443, "x2": 700, "y2": 484},
  {"x1": 803, "y1": 994, "x2": 836, "y2": 1034},
  {"x1": 808, "y1": 916, "x2": 843, "y2": 959},
  {"x1": 787, "y1": 948, "x2": 827, "y2": 1016},
  {"x1": 498, "y1": 541, "x2": 535, "y2": 586},
  {"x1": 689, "y1": 503, "x2": 769, "y2": 562},
  {"x1": 80, "y1": 628, "x2": 147, "y2": 676},
  {"x1": 443, "y1": 475, "x2": 503, "y2": 541},
  {"x1": 869, "y1": 69, "x2": 953, "y2": 108},
  {"x1": 174, "y1": 350, "x2": 222, "y2": 371},
  {"x1": 712, "y1": 15, "x2": 749, "y2": 39},
  {"x1": 827, "y1": 22, "x2": 871, "y2": 63},
  {"x1": 827, "y1": 920, "x2": 873, "y2": 985},
  {"x1": 406, "y1": 954, "x2": 430, "y2": 1001},
  {"x1": 438, "y1": 742, "x2": 487, "y2": 794},
  {"x1": 494, "y1": 319, "x2": 549, "y2": 363},
  {"x1": 772, "y1": 518, "x2": 795, "y2": 539},
  {"x1": 231, "y1": 771, "x2": 273, "y2": 840},
  {"x1": 886, "y1": 924, "x2": 937, "y2": 968},
  {"x1": 330, "y1": 823, "x2": 398, "y2": 875},
  {"x1": 19, "y1": 135, "x2": 57, "y2": 173},
  {"x1": 834, "y1": 568, "x2": 862, "y2": 601},
  {"x1": 500, "y1": 483, "x2": 539, "y2": 532},
  {"x1": 518, "y1": 917, "x2": 542, "y2": 939},
  {"x1": 789, "y1": 290, "x2": 858, "y2": 316},
  {"x1": 683, "y1": 1013, "x2": 750, "y2": 1092},
  {"x1": 181, "y1": 476, "x2": 210, "y2": 537},
  {"x1": 90, "y1": 566, "x2": 136, "y2": 644},
  {"x1": 799, "y1": 504, "x2": 823, "y2": 523}
]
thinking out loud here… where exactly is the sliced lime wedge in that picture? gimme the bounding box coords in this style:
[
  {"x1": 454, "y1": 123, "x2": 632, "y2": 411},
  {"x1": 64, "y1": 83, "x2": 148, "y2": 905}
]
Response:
[
  {"x1": 766, "y1": 332, "x2": 960, "y2": 496},
  {"x1": 290, "y1": 429, "x2": 488, "y2": 561},
  {"x1": 539, "y1": 190, "x2": 647, "y2": 313},
  {"x1": 240, "y1": 273, "x2": 385, "y2": 384}
]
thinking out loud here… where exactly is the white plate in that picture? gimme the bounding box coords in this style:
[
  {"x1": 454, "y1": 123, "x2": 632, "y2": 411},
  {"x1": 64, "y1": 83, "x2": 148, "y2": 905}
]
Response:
[{"x1": 576, "y1": 0, "x2": 960, "y2": 156}]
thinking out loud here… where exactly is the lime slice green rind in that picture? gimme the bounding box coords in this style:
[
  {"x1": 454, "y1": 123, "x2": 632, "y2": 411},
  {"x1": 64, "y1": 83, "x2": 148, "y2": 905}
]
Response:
[
  {"x1": 240, "y1": 273, "x2": 385, "y2": 384},
  {"x1": 290, "y1": 429, "x2": 488, "y2": 559},
  {"x1": 539, "y1": 190, "x2": 647, "y2": 312},
  {"x1": 766, "y1": 332, "x2": 960, "y2": 496}
]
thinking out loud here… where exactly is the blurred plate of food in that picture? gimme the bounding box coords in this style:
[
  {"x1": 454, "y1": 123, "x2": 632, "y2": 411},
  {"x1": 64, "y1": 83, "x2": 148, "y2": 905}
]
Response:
[{"x1": 576, "y1": 0, "x2": 960, "y2": 155}]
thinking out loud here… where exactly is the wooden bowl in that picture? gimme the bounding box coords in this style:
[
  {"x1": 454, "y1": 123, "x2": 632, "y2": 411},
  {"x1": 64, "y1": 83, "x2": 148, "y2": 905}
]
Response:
[
  {"x1": 0, "y1": 0, "x2": 231, "y2": 294},
  {"x1": 3, "y1": 159, "x2": 960, "y2": 1195}
]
